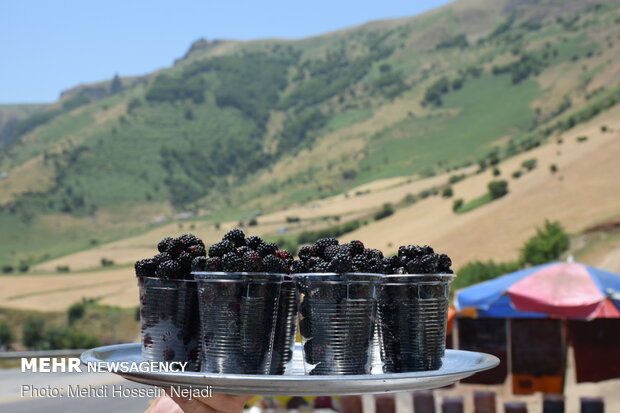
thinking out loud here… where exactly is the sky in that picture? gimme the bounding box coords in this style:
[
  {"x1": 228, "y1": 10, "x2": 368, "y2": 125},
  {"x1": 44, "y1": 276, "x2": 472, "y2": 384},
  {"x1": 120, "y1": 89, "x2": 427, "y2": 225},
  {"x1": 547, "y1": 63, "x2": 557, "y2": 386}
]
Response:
[{"x1": 0, "y1": 0, "x2": 452, "y2": 104}]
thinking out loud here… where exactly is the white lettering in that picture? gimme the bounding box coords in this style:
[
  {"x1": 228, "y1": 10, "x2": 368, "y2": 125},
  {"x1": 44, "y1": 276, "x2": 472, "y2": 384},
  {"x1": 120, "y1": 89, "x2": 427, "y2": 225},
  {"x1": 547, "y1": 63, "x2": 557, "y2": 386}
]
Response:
[
  {"x1": 39, "y1": 358, "x2": 50, "y2": 372},
  {"x1": 21, "y1": 358, "x2": 37, "y2": 372}
]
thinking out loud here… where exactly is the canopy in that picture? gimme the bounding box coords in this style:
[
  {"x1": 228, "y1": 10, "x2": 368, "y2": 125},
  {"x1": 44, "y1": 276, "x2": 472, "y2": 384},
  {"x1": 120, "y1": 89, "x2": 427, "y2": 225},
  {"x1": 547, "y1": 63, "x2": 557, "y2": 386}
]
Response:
[{"x1": 455, "y1": 262, "x2": 620, "y2": 319}]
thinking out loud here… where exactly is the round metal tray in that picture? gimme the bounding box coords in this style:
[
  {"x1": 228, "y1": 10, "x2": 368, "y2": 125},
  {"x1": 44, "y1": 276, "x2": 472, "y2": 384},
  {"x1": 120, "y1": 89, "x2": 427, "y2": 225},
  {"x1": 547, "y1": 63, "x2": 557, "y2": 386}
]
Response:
[{"x1": 81, "y1": 343, "x2": 498, "y2": 396}]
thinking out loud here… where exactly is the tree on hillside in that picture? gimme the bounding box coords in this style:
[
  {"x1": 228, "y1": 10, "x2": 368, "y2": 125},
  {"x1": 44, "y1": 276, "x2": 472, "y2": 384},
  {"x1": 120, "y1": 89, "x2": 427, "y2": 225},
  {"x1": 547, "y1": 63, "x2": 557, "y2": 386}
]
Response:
[
  {"x1": 22, "y1": 317, "x2": 45, "y2": 349},
  {"x1": 488, "y1": 180, "x2": 509, "y2": 199},
  {"x1": 110, "y1": 74, "x2": 123, "y2": 94},
  {"x1": 0, "y1": 321, "x2": 13, "y2": 349},
  {"x1": 520, "y1": 220, "x2": 570, "y2": 266}
]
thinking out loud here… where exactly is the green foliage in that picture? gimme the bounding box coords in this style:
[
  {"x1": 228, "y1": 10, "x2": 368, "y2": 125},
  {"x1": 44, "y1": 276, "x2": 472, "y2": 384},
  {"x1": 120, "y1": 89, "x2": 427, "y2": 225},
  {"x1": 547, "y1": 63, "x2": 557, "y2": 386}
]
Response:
[
  {"x1": 520, "y1": 220, "x2": 570, "y2": 266},
  {"x1": 436, "y1": 34, "x2": 469, "y2": 50},
  {"x1": 278, "y1": 110, "x2": 328, "y2": 153},
  {"x1": 512, "y1": 170, "x2": 522, "y2": 179},
  {"x1": 453, "y1": 198, "x2": 464, "y2": 212},
  {"x1": 522, "y1": 158, "x2": 537, "y2": 171},
  {"x1": 100, "y1": 257, "x2": 114, "y2": 267},
  {"x1": 41, "y1": 326, "x2": 101, "y2": 350},
  {"x1": 62, "y1": 94, "x2": 91, "y2": 111},
  {"x1": 422, "y1": 77, "x2": 450, "y2": 106},
  {"x1": 453, "y1": 260, "x2": 520, "y2": 290},
  {"x1": 67, "y1": 300, "x2": 90, "y2": 325},
  {"x1": 56, "y1": 265, "x2": 71, "y2": 273},
  {"x1": 145, "y1": 74, "x2": 205, "y2": 104},
  {"x1": 12, "y1": 109, "x2": 64, "y2": 137},
  {"x1": 449, "y1": 174, "x2": 466, "y2": 184},
  {"x1": 297, "y1": 220, "x2": 362, "y2": 244},
  {"x1": 0, "y1": 321, "x2": 13, "y2": 348},
  {"x1": 576, "y1": 136, "x2": 588, "y2": 142},
  {"x1": 488, "y1": 180, "x2": 509, "y2": 199},
  {"x1": 455, "y1": 193, "x2": 492, "y2": 214},
  {"x1": 22, "y1": 317, "x2": 45, "y2": 349},
  {"x1": 110, "y1": 74, "x2": 123, "y2": 94},
  {"x1": 442, "y1": 186, "x2": 454, "y2": 198},
  {"x1": 372, "y1": 67, "x2": 409, "y2": 99},
  {"x1": 374, "y1": 203, "x2": 395, "y2": 220},
  {"x1": 492, "y1": 167, "x2": 501, "y2": 176},
  {"x1": 550, "y1": 164, "x2": 558, "y2": 173},
  {"x1": 492, "y1": 53, "x2": 546, "y2": 84}
]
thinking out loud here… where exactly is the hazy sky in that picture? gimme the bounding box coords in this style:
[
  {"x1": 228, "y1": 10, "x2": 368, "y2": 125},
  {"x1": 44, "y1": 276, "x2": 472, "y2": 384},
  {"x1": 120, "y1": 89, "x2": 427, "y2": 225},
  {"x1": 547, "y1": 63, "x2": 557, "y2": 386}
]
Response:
[{"x1": 0, "y1": 0, "x2": 452, "y2": 103}]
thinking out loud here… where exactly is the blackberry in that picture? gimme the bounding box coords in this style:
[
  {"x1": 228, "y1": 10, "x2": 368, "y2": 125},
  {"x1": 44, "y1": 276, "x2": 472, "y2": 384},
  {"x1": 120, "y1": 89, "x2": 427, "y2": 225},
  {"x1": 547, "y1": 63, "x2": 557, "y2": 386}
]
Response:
[
  {"x1": 223, "y1": 229, "x2": 246, "y2": 247},
  {"x1": 245, "y1": 236, "x2": 264, "y2": 250},
  {"x1": 135, "y1": 258, "x2": 156, "y2": 277},
  {"x1": 349, "y1": 240, "x2": 365, "y2": 256},
  {"x1": 257, "y1": 242, "x2": 278, "y2": 258},
  {"x1": 205, "y1": 257, "x2": 222, "y2": 272},
  {"x1": 153, "y1": 252, "x2": 173, "y2": 264},
  {"x1": 398, "y1": 245, "x2": 418, "y2": 259},
  {"x1": 208, "y1": 240, "x2": 235, "y2": 257},
  {"x1": 177, "y1": 252, "x2": 193, "y2": 273},
  {"x1": 331, "y1": 253, "x2": 352, "y2": 273},
  {"x1": 407, "y1": 254, "x2": 438, "y2": 274},
  {"x1": 262, "y1": 255, "x2": 285, "y2": 273},
  {"x1": 367, "y1": 258, "x2": 384, "y2": 273},
  {"x1": 437, "y1": 253, "x2": 452, "y2": 272},
  {"x1": 290, "y1": 260, "x2": 308, "y2": 274},
  {"x1": 243, "y1": 251, "x2": 263, "y2": 272},
  {"x1": 276, "y1": 250, "x2": 293, "y2": 261},
  {"x1": 314, "y1": 238, "x2": 339, "y2": 258},
  {"x1": 179, "y1": 234, "x2": 203, "y2": 247},
  {"x1": 157, "y1": 237, "x2": 174, "y2": 253},
  {"x1": 313, "y1": 261, "x2": 332, "y2": 273},
  {"x1": 420, "y1": 254, "x2": 439, "y2": 273},
  {"x1": 156, "y1": 260, "x2": 180, "y2": 280},
  {"x1": 366, "y1": 248, "x2": 384, "y2": 260},
  {"x1": 222, "y1": 253, "x2": 243, "y2": 272},
  {"x1": 187, "y1": 244, "x2": 206, "y2": 258},
  {"x1": 236, "y1": 246, "x2": 252, "y2": 257},
  {"x1": 298, "y1": 246, "x2": 315, "y2": 261},
  {"x1": 323, "y1": 245, "x2": 341, "y2": 260},
  {"x1": 421, "y1": 245, "x2": 435, "y2": 255},
  {"x1": 351, "y1": 255, "x2": 368, "y2": 272},
  {"x1": 191, "y1": 256, "x2": 207, "y2": 272},
  {"x1": 382, "y1": 256, "x2": 397, "y2": 274},
  {"x1": 305, "y1": 257, "x2": 323, "y2": 271}
]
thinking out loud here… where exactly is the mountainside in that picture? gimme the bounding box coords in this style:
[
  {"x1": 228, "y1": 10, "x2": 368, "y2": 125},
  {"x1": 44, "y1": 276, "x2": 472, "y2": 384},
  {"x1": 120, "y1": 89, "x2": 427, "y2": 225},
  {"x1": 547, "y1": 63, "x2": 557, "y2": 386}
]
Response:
[{"x1": 1, "y1": 0, "x2": 620, "y2": 268}]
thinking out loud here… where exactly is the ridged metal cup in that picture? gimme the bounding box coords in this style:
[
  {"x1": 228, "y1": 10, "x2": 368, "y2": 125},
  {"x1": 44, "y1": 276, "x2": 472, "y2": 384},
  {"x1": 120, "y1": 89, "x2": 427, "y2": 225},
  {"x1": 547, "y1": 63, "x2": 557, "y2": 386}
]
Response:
[
  {"x1": 377, "y1": 273, "x2": 455, "y2": 372},
  {"x1": 137, "y1": 276, "x2": 201, "y2": 371},
  {"x1": 269, "y1": 275, "x2": 299, "y2": 374},
  {"x1": 193, "y1": 272, "x2": 283, "y2": 374},
  {"x1": 297, "y1": 273, "x2": 384, "y2": 375}
]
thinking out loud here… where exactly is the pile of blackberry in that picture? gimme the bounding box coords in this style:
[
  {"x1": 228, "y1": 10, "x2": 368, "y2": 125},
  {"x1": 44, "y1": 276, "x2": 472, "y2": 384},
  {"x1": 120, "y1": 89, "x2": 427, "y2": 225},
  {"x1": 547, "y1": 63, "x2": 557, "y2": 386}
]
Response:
[
  {"x1": 383, "y1": 245, "x2": 453, "y2": 274},
  {"x1": 192, "y1": 228, "x2": 292, "y2": 273},
  {"x1": 291, "y1": 238, "x2": 385, "y2": 274},
  {"x1": 134, "y1": 234, "x2": 207, "y2": 280}
]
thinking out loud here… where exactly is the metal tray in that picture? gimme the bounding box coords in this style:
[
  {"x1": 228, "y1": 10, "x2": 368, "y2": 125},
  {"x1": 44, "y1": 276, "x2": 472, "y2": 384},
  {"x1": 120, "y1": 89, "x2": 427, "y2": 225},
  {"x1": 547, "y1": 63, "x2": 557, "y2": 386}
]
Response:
[{"x1": 81, "y1": 343, "x2": 498, "y2": 396}]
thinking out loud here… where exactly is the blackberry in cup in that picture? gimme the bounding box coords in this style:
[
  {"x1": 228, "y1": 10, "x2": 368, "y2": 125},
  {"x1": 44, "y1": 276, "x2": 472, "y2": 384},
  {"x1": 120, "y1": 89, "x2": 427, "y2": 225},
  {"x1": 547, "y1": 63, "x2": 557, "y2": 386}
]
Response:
[
  {"x1": 135, "y1": 234, "x2": 206, "y2": 371},
  {"x1": 377, "y1": 246, "x2": 455, "y2": 372}
]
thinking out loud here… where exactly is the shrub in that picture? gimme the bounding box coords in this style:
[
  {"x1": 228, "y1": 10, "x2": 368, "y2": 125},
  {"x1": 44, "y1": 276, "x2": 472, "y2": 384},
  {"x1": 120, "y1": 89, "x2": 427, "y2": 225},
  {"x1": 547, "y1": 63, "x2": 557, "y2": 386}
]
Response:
[
  {"x1": 42, "y1": 326, "x2": 101, "y2": 350},
  {"x1": 100, "y1": 258, "x2": 114, "y2": 267},
  {"x1": 550, "y1": 164, "x2": 558, "y2": 173},
  {"x1": 67, "y1": 301, "x2": 86, "y2": 325},
  {"x1": 520, "y1": 220, "x2": 569, "y2": 266},
  {"x1": 488, "y1": 180, "x2": 509, "y2": 199},
  {"x1": 492, "y1": 167, "x2": 501, "y2": 176},
  {"x1": 512, "y1": 170, "x2": 522, "y2": 179},
  {"x1": 22, "y1": 317, "x2": 45, "y2": 349},
  {"x1": 56, "y1": 265, "x2": 70, "y2": 273},
  {"x1": 453, "y1": 199, "x2": 464, "y2": 212},
  {"x1": 454, "y1": 260, "x2": 520, "y2": 290},
  {"x1": 1, "y1": 266, "x2": 14, "y2": 274},
  {"x1": 374, "y1": 203, "x2": 395, "y2": 220},
  {"x1": 0, "y1": 321, "x2": 13, "y2": 348},
  {"x1": 442, "y1": 187, "x2": 454, "y2": 198},
  {"x1": 286, "y1": 216, "x2": 301, "y2": 223},
  {"x1": 248, "y1": 218, "x2": 258, "y2": 226},
  {"x1": 522, "y1": 158, "x2": 537, "y2": 171},
  {"x1": 577, "y1": 136, "x2": 588, "y2": 142}
]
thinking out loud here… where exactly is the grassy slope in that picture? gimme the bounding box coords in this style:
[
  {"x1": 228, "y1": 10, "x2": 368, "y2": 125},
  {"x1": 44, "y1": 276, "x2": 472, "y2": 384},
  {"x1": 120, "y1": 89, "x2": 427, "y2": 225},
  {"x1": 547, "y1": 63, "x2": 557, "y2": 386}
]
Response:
[{"x1": 0, "y1": 0, "x2": 619, "y2": 268}]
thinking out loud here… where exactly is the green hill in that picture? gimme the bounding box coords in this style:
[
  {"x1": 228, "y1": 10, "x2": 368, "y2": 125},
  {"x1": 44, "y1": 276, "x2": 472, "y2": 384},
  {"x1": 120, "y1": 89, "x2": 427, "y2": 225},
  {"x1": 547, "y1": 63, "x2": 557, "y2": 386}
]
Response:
[{"x1": 1, "y1": 0, "x2": 620, "y2": 267}]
